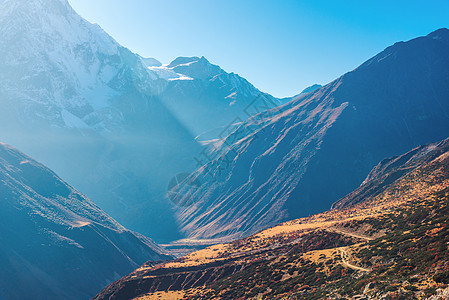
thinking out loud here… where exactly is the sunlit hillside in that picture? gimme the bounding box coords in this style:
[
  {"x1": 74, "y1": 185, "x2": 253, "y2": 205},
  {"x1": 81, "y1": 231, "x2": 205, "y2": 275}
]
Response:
[{"x1": 96, "y1": 138, "x2": 449, "y2": 299}]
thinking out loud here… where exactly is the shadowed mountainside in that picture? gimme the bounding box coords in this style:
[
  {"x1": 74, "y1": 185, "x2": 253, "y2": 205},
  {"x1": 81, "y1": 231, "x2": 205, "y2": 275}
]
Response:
[
  {"x1": 172, "y1": 28, "x2": 449, "y2": 242},
  {"x1": 0, "y1": 142, "x2": 171, "y2": 300},
  {"x1": 0, "y1": 0, "x2": 284, "y2": 243},
  {"x1": 333, "y1": 138, "x2": 449, "y2": 209}
]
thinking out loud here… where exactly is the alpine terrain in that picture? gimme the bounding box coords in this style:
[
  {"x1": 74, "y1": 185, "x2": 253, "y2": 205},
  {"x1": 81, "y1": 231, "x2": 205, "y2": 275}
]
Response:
[
  {"x1": 0, "y1": 0, "x2": 282, "y2": 242},
  {"x1": 172, "y1": 28, "x2": 449, "y2": 242},
  {"x1": 95, "y1": 137, "x2": 449, "y2": 300},
  {"x1": 0, "y1": 142, "x2": 171, "y2": 300}
]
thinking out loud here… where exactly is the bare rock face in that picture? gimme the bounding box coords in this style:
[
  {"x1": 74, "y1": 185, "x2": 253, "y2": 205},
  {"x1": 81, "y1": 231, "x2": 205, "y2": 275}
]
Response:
[
  {"x1": 0, "y1": 142, "x2": 171, "y2": 300},
  {"x1": 173, "y1": 28, "x2": 449, "y2": 241}
]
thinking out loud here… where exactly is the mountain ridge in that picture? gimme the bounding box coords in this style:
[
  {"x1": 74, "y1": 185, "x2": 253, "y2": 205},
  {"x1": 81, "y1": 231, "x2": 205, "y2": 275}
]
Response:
[
  {"x1": 171, "y1": 28, "x2": 449, "y2": 242},
  {"x1": 0, "y1": 141, "x2": 172, "y2": 300},
  {"x1": 0, "y1": 0, "x2": 285, "y2": 242},
  {"x1": 333, "y1": 138, "x2": 449, "y2": 209},
  {"x1": 95, "y1": 136, "x2": 449, "y2": 299}
]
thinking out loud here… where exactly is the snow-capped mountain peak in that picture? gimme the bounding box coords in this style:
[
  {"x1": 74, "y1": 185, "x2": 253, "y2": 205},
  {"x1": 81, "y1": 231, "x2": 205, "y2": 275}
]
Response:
[
  {"x1": 0, "y1": 0, "x2": 284, "y2": 244},
  {"x1": 145, "y1": 56, "x2": 223, "y2": 81},
  {"x1": 167, "y1": 56, "x2": 202, "y2": 68},
  {"x1": 169, "y1": 56, "x2": 223, "y2": 80},
  {"x1": 0, "y1": 0, "x2": 159, "y2": 131}
]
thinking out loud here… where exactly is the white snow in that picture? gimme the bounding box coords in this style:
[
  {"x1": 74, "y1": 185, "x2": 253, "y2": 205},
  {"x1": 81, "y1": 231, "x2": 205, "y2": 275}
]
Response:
[
  {"x1": 148, "y1": 66, "x2": 193, "y2": 81},
  {"x1": 169, "y1": 75, "x2": 194, "y2": 81},
  {"x1": 0, "y1": 0, "x2": 160, "y2": 131},
  {"x1": 172, "y1": 60, "x2": 198, "y2": 68},
  {"x1": 225, "y1": 92, "x2": 237, "y2": 99}
]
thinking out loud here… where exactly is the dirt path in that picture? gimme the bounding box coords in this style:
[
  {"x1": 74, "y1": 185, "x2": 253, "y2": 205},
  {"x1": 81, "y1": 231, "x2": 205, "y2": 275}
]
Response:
[
  {"x1": 340, "y1": 248, "x2": 371, "y2": 272},
  {"x1": 328, "y1": 228, "x2": 374, "y2": 241}
]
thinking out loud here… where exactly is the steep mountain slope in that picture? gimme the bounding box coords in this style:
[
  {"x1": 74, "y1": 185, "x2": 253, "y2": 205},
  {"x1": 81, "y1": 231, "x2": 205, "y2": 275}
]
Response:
[
  {"x1": 0, "y1": 0, "x2": 199, "y2": 242},
  {"x1": 0, "y1": 142, "x2": 172, "y2": 300},
  {"x1": 299, "y1": 84, "x2": 322, "y2": 95},
  {"x1": 333, "y1": 138, "x2": 449, "y2": 209},
  {"x1": 0, "y1": 0, "x2": 160, "y2": 131},
  {"x1": 172, "y1": 28, "x2": 449, "y2": 242},
  {"x1": 146, "y1": 56, "x2": 283, "y2": 140},
  {"x1": 95, "y1": 138, "x2": 449, "y2": 300},
  {"x1": 0, "y1": 0, "x2": 283, "y2": 242}
]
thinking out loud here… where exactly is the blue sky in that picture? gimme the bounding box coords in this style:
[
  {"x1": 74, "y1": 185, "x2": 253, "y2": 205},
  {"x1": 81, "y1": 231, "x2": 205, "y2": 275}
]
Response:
[{"x1": 68, "y1": 0, "x2": 449, "y2": 98}]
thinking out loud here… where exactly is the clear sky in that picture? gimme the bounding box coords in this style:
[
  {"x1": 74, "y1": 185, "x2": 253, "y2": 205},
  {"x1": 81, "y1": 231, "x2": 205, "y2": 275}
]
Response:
[{"x1": 68, "y1": 0, "x2": 449, "y2": 98}]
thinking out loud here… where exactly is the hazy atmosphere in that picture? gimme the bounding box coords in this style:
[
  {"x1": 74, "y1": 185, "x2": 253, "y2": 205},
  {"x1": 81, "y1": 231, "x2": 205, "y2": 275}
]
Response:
[{"x1": 1, "y1": 0, "x2": 449, "y2": 299}]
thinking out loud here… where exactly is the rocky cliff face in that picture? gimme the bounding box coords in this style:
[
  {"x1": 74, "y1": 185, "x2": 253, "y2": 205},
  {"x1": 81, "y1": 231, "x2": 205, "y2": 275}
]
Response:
[
  {"x1": 173, "y1": 28, "x2": 449, "y2": 242},
  {"x1": 0, "y1": 142, "x2": 171, "y2": 300}
]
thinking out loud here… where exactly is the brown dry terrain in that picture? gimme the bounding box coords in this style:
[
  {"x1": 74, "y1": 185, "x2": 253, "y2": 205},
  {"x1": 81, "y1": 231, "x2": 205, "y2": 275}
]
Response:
[{"x1": 95, "y1": 139, "x2": 449, "y2": 300}]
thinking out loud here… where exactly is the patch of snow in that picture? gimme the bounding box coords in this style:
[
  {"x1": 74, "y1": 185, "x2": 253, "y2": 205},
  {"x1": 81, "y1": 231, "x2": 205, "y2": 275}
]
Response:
[
  {"x1": 169, "y1": 75, "x2": 194, "y2": 81},
  {"x1": 172, "y1": 61, "x2": 198, "y2": 68},
  {"x1": 225, "y1": 92, "x2": 237, "y2": 99},
  {"x1": 149, "y1": 66, "x2": 193, "y2": 81}
]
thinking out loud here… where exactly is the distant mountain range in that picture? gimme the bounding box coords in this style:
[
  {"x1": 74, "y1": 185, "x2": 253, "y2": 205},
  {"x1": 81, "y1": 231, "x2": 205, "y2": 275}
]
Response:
[
  {"x1": 173, "y1": 28, "x2": 449, "y2": 242},
  {"x1": 0, "y1": 0, "x2": 284, "y2": 242},
  {"x1": 95, "y1": 137, "x2": 449, "y2": 299},
  {"x1": 0, "y1": 142, "x2": 171, "y2": 300},
  {"x1": 143, "y1": 56, "x2": 285, "y2": 140},
  {"x1": 0, "y1": 0, "x2": 448, "y2": 298}
]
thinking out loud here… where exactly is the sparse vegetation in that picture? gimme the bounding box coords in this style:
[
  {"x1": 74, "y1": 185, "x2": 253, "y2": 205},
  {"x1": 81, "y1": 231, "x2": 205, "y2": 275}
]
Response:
[{"x1": 96, "y1": 150, "x2": 449, "y2": 300}]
